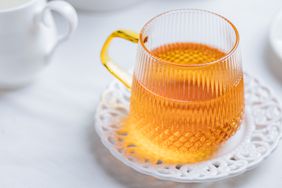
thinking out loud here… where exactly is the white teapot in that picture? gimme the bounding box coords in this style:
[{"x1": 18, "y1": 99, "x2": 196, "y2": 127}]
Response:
[{"x1": 0, "y1": 0, "x2": 78, "y2": 88}]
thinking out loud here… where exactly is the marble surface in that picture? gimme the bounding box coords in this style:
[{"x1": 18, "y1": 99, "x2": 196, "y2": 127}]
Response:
[{"x1": 0, "y1": 0, "x2": 282, "y2": 187}]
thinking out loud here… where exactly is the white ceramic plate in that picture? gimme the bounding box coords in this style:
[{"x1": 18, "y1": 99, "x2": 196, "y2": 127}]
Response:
[
  {"x1": 95, "y1": 74, "x2": 282, "y2": 183},
  {"x1": 64, "y1": 0, "x2": 143, "y2": 11}
]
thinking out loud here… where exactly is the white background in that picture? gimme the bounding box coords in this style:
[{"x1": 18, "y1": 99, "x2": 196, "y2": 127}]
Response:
[{"x1": 0, "y1": 0, "x2": 282, "y2": 187}]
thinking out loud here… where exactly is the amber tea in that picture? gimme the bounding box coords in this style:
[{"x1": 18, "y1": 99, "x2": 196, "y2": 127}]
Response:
[{"x1": 117, "y1": 43, "x2": 244, "y2": 163}]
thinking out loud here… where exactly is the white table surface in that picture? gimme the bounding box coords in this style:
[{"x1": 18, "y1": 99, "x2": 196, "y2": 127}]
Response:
[{"x1": 1, "y1": 0, "x2": 282, "y2": 187}]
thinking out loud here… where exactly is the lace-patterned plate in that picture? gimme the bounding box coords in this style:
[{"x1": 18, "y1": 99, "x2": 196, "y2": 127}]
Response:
[{"x1": 95, "y1": 74, "x2": 282, "y2": 183}]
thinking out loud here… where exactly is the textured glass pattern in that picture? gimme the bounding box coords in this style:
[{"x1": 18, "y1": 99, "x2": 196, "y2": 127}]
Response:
[{"x1": 118, "y1": 10, "x2": 244, "y2": 164}]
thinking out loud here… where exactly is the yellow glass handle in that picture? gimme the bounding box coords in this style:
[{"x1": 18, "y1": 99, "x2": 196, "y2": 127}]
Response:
[{"x1": 101, "y1": 30, "x2": 139, "y2": 89}]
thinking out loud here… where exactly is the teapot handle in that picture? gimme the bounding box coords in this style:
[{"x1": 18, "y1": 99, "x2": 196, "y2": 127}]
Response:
[{"x1": 40, "y1": 0, "x2": 78, "y2": 46}]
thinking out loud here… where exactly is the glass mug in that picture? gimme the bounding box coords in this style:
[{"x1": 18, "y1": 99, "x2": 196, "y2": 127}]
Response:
[{"x1": 101, "y1": 9, "x2": 244, "y2": 164}]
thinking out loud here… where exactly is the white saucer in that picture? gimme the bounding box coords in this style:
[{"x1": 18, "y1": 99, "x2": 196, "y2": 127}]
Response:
[{"x1": 95, "y1": 74, "x2": 282, "y2": 183}]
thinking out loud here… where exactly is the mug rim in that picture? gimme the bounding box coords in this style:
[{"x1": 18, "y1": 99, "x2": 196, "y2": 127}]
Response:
[
  {"x1": 0, "y1": 0, "x2": 41, "y2": 13},
  {"x1": 139, "y1": 9, "x2": 240, "y2": 68}
]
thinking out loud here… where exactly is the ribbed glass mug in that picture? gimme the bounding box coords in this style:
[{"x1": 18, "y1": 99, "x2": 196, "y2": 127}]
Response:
[{"x1": 101, "y1": 9, "x2": 244, "y2": 164}]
